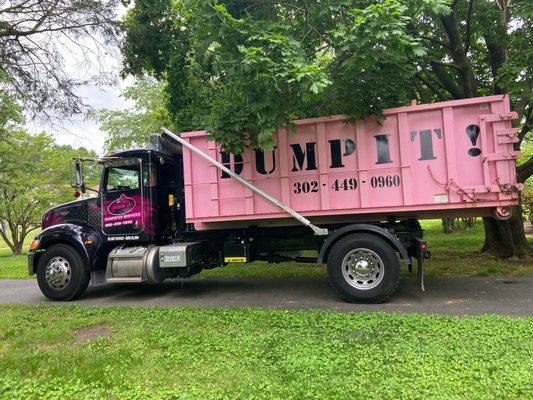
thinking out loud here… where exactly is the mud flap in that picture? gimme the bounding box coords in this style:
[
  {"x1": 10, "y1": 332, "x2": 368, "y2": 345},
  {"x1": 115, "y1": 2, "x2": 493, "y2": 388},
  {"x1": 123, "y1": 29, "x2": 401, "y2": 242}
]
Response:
[
  {"x1": 412, "y1": 237, "x2": 429, "y2": 292},
  {"x1": 417, "y1": 254, "x2": 425, "y2": 292}
]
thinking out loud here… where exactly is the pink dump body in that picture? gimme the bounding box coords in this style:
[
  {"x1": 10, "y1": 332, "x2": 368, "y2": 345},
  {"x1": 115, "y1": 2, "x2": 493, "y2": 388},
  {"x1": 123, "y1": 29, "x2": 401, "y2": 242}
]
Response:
[{"x1": 181, "y1": 95, "x2": 520, "y2": 230}]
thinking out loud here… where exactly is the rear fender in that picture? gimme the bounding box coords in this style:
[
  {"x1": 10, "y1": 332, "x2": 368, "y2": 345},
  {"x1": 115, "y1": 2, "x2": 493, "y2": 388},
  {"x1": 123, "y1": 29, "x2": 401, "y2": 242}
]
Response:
[{"x1": 318, "y1": 224, "x2": 411, "y2": 266}]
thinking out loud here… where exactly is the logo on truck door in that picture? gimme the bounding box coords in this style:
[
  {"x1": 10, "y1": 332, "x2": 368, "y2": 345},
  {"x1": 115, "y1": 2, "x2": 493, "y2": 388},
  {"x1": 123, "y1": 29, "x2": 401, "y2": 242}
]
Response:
[{"x1": 107, "y1": 194, "x2": 136, "y2": 215}]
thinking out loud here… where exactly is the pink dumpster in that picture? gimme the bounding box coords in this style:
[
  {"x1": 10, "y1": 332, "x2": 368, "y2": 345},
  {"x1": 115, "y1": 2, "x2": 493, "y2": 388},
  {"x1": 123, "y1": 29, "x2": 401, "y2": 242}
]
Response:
[{"x1": 181, "y1": 95, "x2": 521, "y2": 230}]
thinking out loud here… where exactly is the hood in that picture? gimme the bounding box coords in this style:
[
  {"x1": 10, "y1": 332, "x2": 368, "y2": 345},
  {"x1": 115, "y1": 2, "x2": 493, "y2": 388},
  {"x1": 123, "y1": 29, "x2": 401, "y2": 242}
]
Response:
[{"x1": 41, "y1": 198, "x2": 91, "y2": 229}]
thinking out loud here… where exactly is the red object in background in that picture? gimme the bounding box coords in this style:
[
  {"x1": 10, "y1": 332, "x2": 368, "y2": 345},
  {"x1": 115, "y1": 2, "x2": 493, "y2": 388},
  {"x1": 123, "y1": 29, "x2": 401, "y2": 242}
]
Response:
[{"x1": 73, "y1": 191, "x2": 81, "y2": 198}]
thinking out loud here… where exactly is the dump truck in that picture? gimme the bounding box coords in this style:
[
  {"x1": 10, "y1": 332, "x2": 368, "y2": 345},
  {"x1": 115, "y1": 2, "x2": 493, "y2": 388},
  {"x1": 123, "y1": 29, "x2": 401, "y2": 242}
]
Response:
[{"x1": 28, "y1": 95, "x2": 521, "y2": 303}]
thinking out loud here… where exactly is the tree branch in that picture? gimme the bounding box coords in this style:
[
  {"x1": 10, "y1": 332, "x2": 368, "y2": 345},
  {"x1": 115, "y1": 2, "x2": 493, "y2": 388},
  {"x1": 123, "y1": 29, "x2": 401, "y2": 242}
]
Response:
[
  {"x1": 417, "y1": 35, "x2": 450, "y2": 49},
  {"x1": 415, "y1": 72, "x2": 448, "y2": 101},
  {"x1": 484, "y1": 36, "x2": 507, "y2": 94},
  {"x1": 430, "y1": 61, "x2": 465, "y2": 98},
  {"x1": 0, "y1": 227, "x2": 16, "y2": 253},
  {"x1": 439, "y1": 11, "x2": 477, "y2": 97},
  {"x1": 464, "y1": 0, "x2": 474, "y2": 53},
  {"x1": 430, "y1": 60, "x2": 461, "y2": 70}
]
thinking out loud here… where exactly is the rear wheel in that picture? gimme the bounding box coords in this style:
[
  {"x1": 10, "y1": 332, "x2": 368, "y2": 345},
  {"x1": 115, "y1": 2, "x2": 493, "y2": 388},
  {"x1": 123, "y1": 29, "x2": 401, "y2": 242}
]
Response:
[
  {"x1": 327, "y1": 234, "x2": 400, "y2": 303},
  {"x1": 37, "y1": 244, "x2": 90, "y2": 301}
]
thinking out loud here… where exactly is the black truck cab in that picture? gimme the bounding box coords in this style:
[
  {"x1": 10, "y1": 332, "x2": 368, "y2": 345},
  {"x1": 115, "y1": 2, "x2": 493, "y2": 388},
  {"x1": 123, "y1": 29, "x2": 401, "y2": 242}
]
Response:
[{"x1": 29, "y1": 149, "x2": 185, "y2": 292}]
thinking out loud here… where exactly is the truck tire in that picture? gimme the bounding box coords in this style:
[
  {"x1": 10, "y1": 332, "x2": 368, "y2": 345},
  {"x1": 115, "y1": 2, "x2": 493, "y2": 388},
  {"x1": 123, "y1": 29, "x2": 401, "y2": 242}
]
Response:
[
  {"x1": 36, "y1": 244, "x2": 90, "y2": 301},
  {"x1": 327, "y1": 234, "x2": 400, "y2": 303}
]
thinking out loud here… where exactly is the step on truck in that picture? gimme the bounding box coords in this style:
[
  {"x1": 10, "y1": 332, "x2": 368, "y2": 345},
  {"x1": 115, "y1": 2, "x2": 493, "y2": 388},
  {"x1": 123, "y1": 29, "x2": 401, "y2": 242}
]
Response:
[{"x1": 28, "y1": 95, "x2": 521, "y2": 303}]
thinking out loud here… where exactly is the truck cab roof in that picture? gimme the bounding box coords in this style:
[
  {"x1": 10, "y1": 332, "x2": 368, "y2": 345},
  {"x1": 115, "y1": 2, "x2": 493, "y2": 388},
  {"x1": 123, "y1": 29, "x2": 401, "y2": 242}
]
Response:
[
  {"x1": 106, "y1": 148, "x2": 177, "y2": 162},
  {"x1": 107, "y1": 134, "x2": 183, "y2": 160},
  {"x1": 107, "y1": 148, "x2": 160, "y2": 158}
]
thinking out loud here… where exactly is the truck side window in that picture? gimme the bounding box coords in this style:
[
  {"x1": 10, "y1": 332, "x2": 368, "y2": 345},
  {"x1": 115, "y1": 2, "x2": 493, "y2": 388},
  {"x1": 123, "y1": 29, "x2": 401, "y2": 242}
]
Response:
[
  {"x1": 143, "y1": 163, "x2": 157, "y2": 188},
  {"x1": 106, "y1": 166, "x2": 140, "y2": 192}
]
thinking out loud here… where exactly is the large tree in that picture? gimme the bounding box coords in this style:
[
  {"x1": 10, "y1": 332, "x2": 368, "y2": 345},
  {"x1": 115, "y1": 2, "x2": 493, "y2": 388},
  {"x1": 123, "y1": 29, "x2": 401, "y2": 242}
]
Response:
[
  {"x1": 0, "y1": 0, "x2": 120, "y2": 119},
  {"x1": 0, "y1": 128, "x2": 96, "y2": 255},
  {"x1": 122, "y1": 0, "x2": 531, "y2": 257}
]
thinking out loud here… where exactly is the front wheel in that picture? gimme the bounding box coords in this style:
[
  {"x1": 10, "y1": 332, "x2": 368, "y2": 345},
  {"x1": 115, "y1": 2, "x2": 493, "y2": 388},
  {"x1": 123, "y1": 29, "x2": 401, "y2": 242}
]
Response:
[
  {"x1": 327, "y1": 234, "x2": 400, "y2": 303},
  {"x1": 37, "y1": 244, "x2": 90, "y2": 301}
]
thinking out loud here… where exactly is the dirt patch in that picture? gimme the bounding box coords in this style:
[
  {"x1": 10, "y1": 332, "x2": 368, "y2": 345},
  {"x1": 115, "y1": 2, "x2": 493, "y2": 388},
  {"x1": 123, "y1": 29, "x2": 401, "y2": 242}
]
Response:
[
  {"x1": 74, "y1": 325, "x2": 111, "y2": 343},
  {"x1": 36, "y1": 342, "x2": 56, "y2": 350}
]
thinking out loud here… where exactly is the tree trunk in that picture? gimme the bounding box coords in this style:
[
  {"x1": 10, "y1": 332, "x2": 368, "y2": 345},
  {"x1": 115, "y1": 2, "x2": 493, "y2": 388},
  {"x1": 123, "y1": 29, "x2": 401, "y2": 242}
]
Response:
[
  {"x1": 11, "y1": 228, "x2": 30, "y2": 256},
  {"x1": 442, "y1": 218, "x2": 456, "y2": 234},
  {"x1": 0, "y1": 227, "x2": 16, "y2": 254},
  {"x1": 12, "y1": 243, "x2": 23, "y2": 255},
  {"x1": 481, "y1": 206, "x2": 530, "y2": 258},
  {"x1": 463, "y1": 217, "x2": 475, "y2": 229},
  {"x1": 0, "y1": 225, "x2": 31, "y2": 255}
]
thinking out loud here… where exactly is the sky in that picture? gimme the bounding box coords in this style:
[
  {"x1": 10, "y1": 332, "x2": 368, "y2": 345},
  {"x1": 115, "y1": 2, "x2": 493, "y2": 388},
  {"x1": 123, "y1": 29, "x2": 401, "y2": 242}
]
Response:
[
  {"x1": 28, "y1": 77, "x2": 134, "y2": 155},
  {"x1": 27, "y1": 5, "x2": 133, "y2": 156}
]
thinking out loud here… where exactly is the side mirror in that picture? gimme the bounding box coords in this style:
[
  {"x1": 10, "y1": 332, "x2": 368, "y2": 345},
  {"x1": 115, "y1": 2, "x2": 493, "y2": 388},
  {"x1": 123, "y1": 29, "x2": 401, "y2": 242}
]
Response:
[{"x1": 74, "y1": 160, "x2": 86, "y2": 193}]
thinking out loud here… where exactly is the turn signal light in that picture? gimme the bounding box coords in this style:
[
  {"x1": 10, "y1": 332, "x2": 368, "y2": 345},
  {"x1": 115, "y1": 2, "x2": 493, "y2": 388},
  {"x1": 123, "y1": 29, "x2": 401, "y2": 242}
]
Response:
[{"x1": 29, "y1": 239, "x2": 40, "y2": 251}]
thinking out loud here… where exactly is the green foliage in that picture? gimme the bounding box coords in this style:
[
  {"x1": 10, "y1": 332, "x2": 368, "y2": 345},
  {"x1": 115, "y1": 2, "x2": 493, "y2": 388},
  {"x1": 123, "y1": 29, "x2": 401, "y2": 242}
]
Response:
[
  {"x1": 0, "y1": 130, "x2": 95, "y2": 254},
  {"x1": 122, "y1": 0, "x2": 531, "y2": 154},
  {"x1": 0, "y1": 73, "x2": 23, "y2": 140},
  {"x1": 0, "y1": 92, "x2": 22, "y2": 140},
  {"x1": 94, "y1": 78, "x2": 174, "y2": 152},
  {"x1": 121, "y1": 0, "x2": 438, "y2": 152},
  {"x1": 521, "y1": 188, "x2": 533, "y2": 223},
  {"x1": 0, "y1": 305, "x2": 531, "y2": 399}
]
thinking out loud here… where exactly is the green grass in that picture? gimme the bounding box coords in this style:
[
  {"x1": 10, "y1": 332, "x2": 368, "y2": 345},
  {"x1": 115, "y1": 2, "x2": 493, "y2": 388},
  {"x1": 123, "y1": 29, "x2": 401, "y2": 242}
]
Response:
[
  {"x1": 0, "y1": 232, "x2": 35, "y2": 279},
  {"x1": 421, "y1": 219, "x2": 533, "y2": 277},
  {"x1": 0, "y1": 305, "x2": 531, "y2": 399},
  {"x1": 0, "y1": 251, "x2": 28, "y2": 279},
  {"x1": 1, "y1": 220, "x2": 532, "y2": 279}
]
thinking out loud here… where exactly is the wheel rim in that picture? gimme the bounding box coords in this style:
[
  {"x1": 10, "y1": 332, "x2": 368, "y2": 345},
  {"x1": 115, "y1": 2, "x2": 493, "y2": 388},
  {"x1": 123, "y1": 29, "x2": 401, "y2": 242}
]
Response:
[
  {"x1": 341, "y1": 248, "x2": 384, "y2": 290},
  {"x1": 45, "y1": 256, "x2": 72, "y2": 289}
]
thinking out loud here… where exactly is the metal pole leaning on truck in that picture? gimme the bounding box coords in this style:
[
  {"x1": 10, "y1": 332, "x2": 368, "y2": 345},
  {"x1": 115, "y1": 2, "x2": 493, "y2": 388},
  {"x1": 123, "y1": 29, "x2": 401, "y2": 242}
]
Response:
[{"x1": 161, "y1": 127, "x2": 329, "y2": 236}]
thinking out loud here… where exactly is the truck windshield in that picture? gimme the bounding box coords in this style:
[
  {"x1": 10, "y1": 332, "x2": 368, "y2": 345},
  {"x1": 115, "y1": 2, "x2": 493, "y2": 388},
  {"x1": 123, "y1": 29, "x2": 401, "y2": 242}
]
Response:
[{"x1": 106, "y1": 166, "x2": 140, "y2": 191}]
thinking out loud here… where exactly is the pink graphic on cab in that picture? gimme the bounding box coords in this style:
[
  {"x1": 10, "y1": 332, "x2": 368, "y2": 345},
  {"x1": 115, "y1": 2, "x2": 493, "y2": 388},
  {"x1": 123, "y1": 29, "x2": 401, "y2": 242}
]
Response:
[
  {"x1": 107, "y1": 194, "x2": 136, "y2": 215},
  {"x1": 102, "y1": 194, "x2": 156, "y2": 235}
]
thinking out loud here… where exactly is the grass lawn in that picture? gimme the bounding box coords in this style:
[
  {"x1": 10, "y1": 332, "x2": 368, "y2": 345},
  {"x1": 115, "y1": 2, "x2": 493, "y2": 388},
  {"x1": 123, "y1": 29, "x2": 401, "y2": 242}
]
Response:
[
  {"x1": 1, "y1": 220, "x2": 532, "y2": 279},
  {"x1": 0, "y1": 305, "x2": 531, "y2": 399},
  {"x1": 0, "y1": 233, "x2": 35, "y2": 279},
  {"x1": 0, "y1": 248, "x2": 29, "y2": 279}
]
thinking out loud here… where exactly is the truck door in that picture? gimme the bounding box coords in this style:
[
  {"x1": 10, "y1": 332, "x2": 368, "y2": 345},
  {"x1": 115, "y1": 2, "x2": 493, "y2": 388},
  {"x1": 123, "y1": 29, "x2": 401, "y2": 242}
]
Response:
[{"x1": 101, "y1": 158, "x2": 145, "y2": 238}]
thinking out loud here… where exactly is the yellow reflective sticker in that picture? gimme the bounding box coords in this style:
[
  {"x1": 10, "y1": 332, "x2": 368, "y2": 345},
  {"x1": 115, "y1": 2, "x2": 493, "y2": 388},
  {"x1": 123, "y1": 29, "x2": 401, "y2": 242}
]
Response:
[{"x1": 224, "y1": 257, "x2": 247, "y2": 263}]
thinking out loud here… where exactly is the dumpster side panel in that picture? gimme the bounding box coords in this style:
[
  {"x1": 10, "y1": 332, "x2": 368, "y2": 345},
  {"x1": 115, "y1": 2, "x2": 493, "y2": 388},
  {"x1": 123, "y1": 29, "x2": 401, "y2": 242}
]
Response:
[{"x1": 182, "y1": 95, "x2": 519, "y2": 228}]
